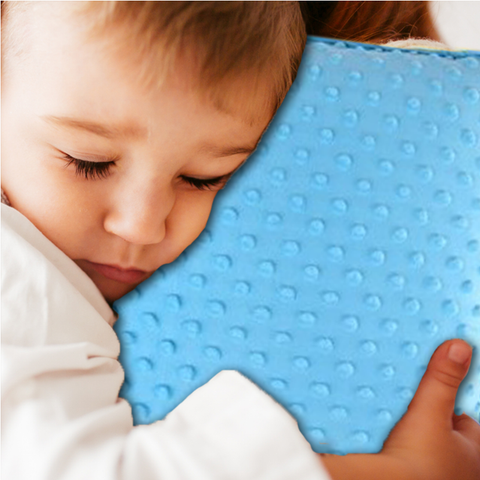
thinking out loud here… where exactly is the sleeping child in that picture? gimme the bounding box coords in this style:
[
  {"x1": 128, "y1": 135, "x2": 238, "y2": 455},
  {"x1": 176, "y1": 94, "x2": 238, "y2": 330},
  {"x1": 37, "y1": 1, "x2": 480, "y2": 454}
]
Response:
[{"x1": 2, "y1": 2, "x2": 480, "y2": 479}]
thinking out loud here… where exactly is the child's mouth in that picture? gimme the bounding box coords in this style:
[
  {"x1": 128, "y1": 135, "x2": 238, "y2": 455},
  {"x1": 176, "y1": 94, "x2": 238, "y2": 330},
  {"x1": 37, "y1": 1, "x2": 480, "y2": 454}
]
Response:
[{"x1": 85, "y1": 261, "x2": 149, "y2": 284}]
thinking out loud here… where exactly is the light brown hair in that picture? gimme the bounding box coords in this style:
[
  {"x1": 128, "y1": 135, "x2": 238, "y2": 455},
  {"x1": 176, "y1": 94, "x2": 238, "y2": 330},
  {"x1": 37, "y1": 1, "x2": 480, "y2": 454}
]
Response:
[
  {"x1": 1, "y1": 1, "x2": 439, "y2": 120},
  {"x1": 1, "y1": 1, "x2": 306, "y2": 122}
]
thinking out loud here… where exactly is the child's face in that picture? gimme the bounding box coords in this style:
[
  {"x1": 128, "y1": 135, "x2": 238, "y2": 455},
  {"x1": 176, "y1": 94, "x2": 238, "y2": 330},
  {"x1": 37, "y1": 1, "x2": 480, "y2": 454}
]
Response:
[{"x1": 2, "y1": 5, "x2": 270, "y2": 304}]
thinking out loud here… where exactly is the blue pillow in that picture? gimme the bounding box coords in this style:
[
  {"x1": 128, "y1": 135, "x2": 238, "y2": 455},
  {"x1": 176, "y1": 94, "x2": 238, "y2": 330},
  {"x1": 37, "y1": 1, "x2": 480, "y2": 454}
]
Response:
[{"x1": 113, "y1": 36, "x2": 480, "y2": 455}]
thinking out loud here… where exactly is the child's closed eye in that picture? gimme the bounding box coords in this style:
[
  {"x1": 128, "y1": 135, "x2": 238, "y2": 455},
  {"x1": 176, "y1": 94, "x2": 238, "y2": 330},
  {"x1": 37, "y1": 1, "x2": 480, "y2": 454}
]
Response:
[
  {"x1": 63, "y1": 154, "x2": 114, "y2": 180},
  {"x1": 180, "y1": 175, "x2": 231, "y2": 191},
  {"x1": 62, "y1": 154, "x2": 232, "y2": 191}
]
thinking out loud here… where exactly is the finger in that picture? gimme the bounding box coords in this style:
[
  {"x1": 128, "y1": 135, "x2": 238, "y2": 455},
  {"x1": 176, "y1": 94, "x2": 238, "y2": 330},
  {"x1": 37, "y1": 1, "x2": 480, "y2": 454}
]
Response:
[
  {"x1": 453, "y1": 413, "x2": 480, "y2": 445},
  {"x1": 405, "y1": 339, "x2": 472, "y2": 430}
]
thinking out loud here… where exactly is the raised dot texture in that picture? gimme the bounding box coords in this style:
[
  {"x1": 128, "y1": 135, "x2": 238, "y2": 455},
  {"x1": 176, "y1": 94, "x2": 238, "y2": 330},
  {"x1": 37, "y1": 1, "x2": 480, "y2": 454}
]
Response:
[
  {"x1": 213, "y1": 255, "x2": 232, "y2": 271},
  {"x1": 293, "y1": 356, "x2": 311, "y2": 370},
  {"x1": 243, "y1": 189, "x2": 261, "y2": 205},
  {"x1": 316, "y1": 337, "x2": 334, "y2": 353},
  {"x1": 252, "y1": 306, "x2": 272, "y2": 323},
  {"x1": 274, "y1": 331, "x2": 292, "y2": 344},
  {"x1": 119, "y1": 331, "x2": 137, "y2": 346},
  {"x1": 361, "y1": 340, "x2": 378, "y2": 355},
  {"x1": 299, "y1": 311, "x2": 317, "y2": 327},
  {"x1": 336, "y1": 362, "x2": 355, "y2": 378},
  {"x1": 154, "y1": 384, "x2": 172, "y2": 400},
  {"x1": 189, "y1": 274, "x2": 206, "y2": 288},
  {"x1": 181, "y1": 320, "x2": 202, "y2": 337},
  {"x1": 207, "y1": 300, "x2": 226, "y2": 317},
  {"x1": 234, "y1": 281, "x2": 250, "y2": 295},
  {"x1": 178, "y1": 365, "x2": 197, "y2": 381},
  {"x1": 204, "y1": 346, "x2": 222, "y2": 361},
  {"x1": 250, "y1": 351, "x2": 267, "y2": 367},
  {"x1": 330, "y1": 406, "x2": 349, "y2": 421},
  {"x1": 271, "y1": 379, "x2": 288, "y2": 390},
  {"x1": 221, "y1": 207, "x2": 238, "y2": 224},
  {"x1": 136, "y1": 357, "x2": 153, "y2": 372},
  {"x1": 114, "y1": 39, "x2": 480, "y2": 455},
  {"x1": 158, "y1": 340, "x2": 176, "y2": 356},
  {"x1": 229, "y1": 326, "x2": 247, "y2": 340},
  {"x1": 310, "y1": 382, "x2": 331, "y2": 398}
]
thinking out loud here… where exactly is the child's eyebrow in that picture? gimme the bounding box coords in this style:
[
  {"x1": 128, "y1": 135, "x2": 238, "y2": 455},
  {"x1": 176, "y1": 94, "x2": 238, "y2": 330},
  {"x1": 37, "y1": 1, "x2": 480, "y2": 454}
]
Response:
[
  {"x1": 41, "y1": 115, "x2": 146, "y2": 139},
  {"x1": 41, "y1": 115, "x2": 258, "y2": 158},
  {"x1": 200, "y1": 143, "x2": 258, "y2": 158}
]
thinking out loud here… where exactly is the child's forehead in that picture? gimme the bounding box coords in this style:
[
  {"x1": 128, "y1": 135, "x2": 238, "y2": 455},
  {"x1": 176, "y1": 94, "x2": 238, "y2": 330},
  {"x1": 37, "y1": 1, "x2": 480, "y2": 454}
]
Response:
[
  {"x1": 4, "y1": 1, "x2": 275, "y2": 129},
  {"x1": 92, "y1": 36, "x2": 275, "y2": 129},
  {"x1": 85, "y1": 26, "x2": 276, "y2": 128}
]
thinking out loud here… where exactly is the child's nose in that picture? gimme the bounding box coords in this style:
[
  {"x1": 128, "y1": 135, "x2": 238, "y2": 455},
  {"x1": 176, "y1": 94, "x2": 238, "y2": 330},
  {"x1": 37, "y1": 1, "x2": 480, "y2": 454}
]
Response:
[{"x1": 103, "y1": 180, "x2": 174, "y2": 246}]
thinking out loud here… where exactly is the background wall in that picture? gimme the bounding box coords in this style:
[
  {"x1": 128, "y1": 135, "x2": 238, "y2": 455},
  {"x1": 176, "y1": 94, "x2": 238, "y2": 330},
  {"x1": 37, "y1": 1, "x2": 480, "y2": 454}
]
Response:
[{"x1": 430, "y1": 1, "x2": 480, "y2": 49}]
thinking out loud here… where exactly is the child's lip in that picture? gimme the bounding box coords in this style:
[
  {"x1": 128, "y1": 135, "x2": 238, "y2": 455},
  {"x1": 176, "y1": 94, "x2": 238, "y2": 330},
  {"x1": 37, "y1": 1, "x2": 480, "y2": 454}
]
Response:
[{"x1": 85, "y1": 260, "x2": 149, "y2": 284}]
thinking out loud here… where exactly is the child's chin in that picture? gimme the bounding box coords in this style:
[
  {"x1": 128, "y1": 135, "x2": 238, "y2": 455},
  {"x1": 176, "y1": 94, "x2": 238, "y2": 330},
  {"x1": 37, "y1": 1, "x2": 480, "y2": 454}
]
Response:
[
  {"x1": 109, "y1": 280, "x2": 144, "y2": 302},
  {"x1": 94, "y1": 275, "x2": 147, "y2": 305}
]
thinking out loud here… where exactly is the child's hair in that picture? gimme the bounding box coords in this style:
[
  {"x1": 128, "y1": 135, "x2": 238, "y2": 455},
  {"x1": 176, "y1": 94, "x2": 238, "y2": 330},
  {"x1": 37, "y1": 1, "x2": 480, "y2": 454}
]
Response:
[
  {"x1": 1, "y1": 1, "x2": 306, "y2": 123},
  {"x1": 300, "y1": 1, "x2": 439, "y2": 44},
  {"x1": 1, "y1": 1, "x2": 438, "y2": 121}
]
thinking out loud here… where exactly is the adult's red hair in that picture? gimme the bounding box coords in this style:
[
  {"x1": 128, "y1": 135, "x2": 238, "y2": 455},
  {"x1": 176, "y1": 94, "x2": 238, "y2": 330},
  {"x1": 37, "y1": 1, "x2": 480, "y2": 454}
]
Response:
[{"x1": 300, "y1": 1, "x2": 439, "y2": 44}]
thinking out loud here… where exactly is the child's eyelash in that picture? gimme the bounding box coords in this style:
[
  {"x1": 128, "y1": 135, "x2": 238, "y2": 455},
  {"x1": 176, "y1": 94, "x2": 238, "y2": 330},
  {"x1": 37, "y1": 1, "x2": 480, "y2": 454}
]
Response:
[
  {"x1": 64, "y1": 155, "x2": 114, "y2": 180},
  {"x1": 62, "y1": 154, "x2": 231, "y2": 190},
  {"x1": 180, "y1": 175, "x2": 230, "y2": 191}
]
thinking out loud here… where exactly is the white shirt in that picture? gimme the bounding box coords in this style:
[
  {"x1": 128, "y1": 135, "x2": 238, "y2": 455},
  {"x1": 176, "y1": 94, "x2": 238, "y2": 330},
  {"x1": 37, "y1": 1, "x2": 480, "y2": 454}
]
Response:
[{"x1": 1, "y1": 203, "x2": 331, "y2": 480}]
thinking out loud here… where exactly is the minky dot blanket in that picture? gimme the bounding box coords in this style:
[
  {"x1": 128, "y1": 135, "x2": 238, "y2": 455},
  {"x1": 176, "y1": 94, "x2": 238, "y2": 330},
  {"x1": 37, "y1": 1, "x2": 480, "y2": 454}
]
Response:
[{"x1": 114, "y1": 36, "x2": 480, "y2": 454}]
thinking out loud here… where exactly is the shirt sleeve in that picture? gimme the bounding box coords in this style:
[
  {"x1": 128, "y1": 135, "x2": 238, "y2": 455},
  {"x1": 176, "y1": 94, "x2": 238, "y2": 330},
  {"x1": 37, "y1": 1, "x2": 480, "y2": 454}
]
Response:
[
  {"x1": 381, "y1": 38, "x2": 451, "y2": 50},
  {"x1": 1, "y1": 204, "x2": 332, "y2": 480}
]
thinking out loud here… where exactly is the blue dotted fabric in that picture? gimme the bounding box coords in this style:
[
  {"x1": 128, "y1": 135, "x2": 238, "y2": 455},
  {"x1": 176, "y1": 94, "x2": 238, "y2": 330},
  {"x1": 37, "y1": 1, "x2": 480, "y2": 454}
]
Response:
[{"x1": 113, "y1": 37, "x2": 480, "y2": 455}]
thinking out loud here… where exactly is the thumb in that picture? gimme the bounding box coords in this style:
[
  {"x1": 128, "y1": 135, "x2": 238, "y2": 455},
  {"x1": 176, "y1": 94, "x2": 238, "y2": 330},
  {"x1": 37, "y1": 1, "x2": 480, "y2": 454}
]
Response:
[{"x1": 405, "y1": 339, "x2": 472, "y2": 429}]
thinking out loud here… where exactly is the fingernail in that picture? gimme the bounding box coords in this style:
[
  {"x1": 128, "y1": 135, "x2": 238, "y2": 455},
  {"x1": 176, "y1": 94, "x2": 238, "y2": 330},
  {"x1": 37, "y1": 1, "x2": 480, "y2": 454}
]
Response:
[{"x1": 448, "y1": 342, "x2": 471, "y2": 365}]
